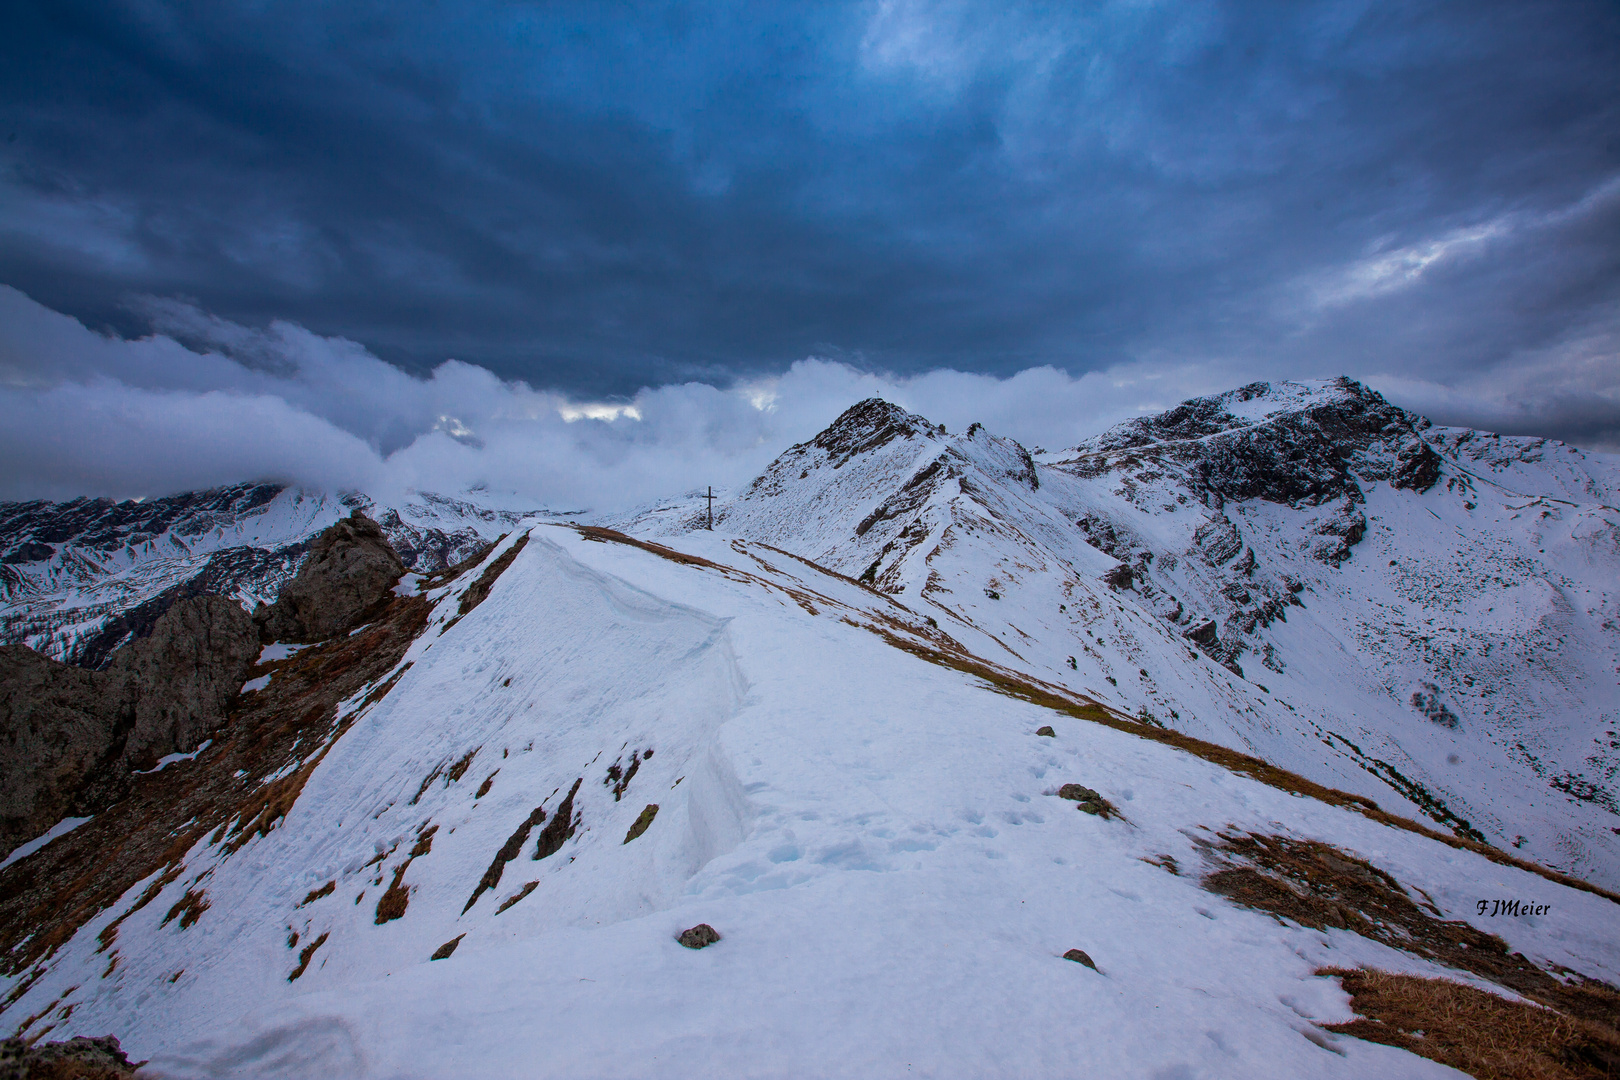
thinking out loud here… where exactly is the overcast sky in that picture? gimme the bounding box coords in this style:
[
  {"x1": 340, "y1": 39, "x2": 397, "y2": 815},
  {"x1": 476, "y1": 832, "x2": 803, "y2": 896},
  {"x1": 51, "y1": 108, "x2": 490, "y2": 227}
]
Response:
[{"x1": 1, "y1": 1, "x2": 1617, "y2": 505}]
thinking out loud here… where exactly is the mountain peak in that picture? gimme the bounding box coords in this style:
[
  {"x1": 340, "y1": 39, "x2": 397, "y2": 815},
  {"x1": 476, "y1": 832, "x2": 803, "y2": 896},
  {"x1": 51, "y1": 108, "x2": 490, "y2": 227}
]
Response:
[
  {"x1": 1052, "y1": 377, "x2": 1440, "y2": 505},
  {"x1": 809, "y1": 398, "x2": 942, "y2": 468}
]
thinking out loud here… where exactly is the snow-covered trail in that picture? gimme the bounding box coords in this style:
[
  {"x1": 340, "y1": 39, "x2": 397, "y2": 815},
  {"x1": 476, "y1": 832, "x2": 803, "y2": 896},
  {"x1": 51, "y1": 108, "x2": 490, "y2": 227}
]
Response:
[{"x1": 3, "y1": 526, "x2": 1592, "y2": 1078}]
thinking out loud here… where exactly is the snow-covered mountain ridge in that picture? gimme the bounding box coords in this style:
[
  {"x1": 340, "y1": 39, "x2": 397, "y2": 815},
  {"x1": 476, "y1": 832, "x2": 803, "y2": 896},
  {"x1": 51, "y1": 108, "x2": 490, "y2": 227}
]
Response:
[
  {"x1": 648, "y1": 378, "x2": 1620, "y2": 888},
  {"x1": 2, "y1": 377, "x2": 1618, "y2": 1078}
]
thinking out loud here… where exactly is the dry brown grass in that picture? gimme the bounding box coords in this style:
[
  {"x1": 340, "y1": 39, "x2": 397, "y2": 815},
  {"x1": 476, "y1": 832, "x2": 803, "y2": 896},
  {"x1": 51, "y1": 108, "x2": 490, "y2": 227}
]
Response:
[
  {"x1": 1200, "y1": 832, "x2": 1620, "y2": 1027},
  {"x1": 1320, "y1": 967, "x2": 1620, "y2": 1079},
  {"x1": 159, "y1": 887, "x2": 208, "y2": 931},
  {"x1": 456, "y1": 533, "x2": 529, "y2": 616},
  {"x1": 286, "y1": 931, "x2": 327, "y2": 982}
]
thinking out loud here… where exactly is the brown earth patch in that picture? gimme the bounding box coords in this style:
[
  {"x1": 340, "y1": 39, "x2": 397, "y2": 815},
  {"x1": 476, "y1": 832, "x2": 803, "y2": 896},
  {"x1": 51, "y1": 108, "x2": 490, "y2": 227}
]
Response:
[
  {"x1": 1200, "y1": 832, "x2": 1620, "y2": 1025},
  {"x1": 533, "y1": 779, "x2": 582, "y2": 861},
  {"x1": 456, "y1": 534, "x2": 529, "y2": 616},
  {"x1": 464, "y1": 805, "x2": 547, "y2": 914},
  {"x1": 373, "y1": 865, "x2": 410, "y2": 925},
  {"x1": 160, "y1": 886, "x2": 209, "y2": 931},
  {"x1": 0, "y1": 588, "x2": 433, "y2": 993},
  {"x1": 287, "y1": 931, "x2": 327, "y2": 981},
  {"x1": 1319, "y1": 967, "x2": 1620, "y2": 1080},
  {"x1": 299, "y1": 881, "x2": 335, "y2": 907},
  {"x1": 496, "y1": 881, "x2": 538, "y2": 914}
]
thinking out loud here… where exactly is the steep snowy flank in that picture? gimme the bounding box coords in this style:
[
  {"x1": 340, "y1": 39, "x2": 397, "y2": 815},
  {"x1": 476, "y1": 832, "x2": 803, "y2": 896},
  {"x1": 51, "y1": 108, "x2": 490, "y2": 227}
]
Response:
[
  {"x1": 3, "y1": 523, "x2": 1616, "y2": 1079},
  {"x1": 683, "y1": 381, "x2": 1620, "y2": 889}
]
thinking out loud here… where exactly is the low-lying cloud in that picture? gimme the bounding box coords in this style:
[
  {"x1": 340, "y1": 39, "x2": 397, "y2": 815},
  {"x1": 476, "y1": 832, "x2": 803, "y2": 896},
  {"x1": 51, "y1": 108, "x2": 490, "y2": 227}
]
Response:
[{"x1": 0, "y1": 286, "x2": 1613, "y2": 510}]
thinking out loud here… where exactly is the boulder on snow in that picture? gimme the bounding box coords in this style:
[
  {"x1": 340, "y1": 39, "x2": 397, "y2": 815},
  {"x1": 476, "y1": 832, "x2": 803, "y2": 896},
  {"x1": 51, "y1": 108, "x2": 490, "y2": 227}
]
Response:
[
  {"x1": 1056, "y1": 784, "x2": 1119, "y2": 819},
  {"x1": 678, "y1": 923, "x2": 721, "y2": 949},
  {"x1": 0, "y1": 1033, "x2": 139, "y2": 1079},
  {"x1": 254, "y1": 510, "x2": 405, "y2": 644},
  {"x1": 0, "y1": 595, "x2": 256, "y2": 850},
  {"x1": 1035, "y1": 726, "x2": 1056, "y2": 737},
  {"x1": 1062, "y1": 949, "x2": 1098, "y2": 970}
]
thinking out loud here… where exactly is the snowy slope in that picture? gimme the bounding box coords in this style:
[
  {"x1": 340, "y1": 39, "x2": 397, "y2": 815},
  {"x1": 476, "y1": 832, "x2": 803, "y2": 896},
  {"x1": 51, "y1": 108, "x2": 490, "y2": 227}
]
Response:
[
  {"x1": 4, "y1": 524, "x2": 1616, "y2": 1079},
  {"x1": 688, "y1": 382, "x2": 1620, "y2": 889},
  {"x1": 0, "y1": 484, "x2": 561, "y2": 667}
]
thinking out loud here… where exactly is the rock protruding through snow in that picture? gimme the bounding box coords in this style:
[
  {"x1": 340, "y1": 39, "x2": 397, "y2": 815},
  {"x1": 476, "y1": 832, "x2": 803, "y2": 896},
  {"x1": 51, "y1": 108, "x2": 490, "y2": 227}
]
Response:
[{"x1": 253, "y1": 510, "x2": 405, "y2": 643}]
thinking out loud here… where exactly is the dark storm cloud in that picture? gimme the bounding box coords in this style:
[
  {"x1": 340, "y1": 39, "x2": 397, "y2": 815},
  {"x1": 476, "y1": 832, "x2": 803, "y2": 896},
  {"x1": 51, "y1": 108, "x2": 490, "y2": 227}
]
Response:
[{"x1": 1, "y1": 0, "x2": 1617, "y2": 442}]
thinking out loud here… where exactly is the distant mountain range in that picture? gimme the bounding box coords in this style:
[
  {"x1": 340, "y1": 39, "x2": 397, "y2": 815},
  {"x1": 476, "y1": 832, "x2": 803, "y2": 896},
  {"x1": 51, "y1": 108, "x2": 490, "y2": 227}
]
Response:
[{"x1": 2, "y1": 378, "x2": 1617, "y2": 1078}]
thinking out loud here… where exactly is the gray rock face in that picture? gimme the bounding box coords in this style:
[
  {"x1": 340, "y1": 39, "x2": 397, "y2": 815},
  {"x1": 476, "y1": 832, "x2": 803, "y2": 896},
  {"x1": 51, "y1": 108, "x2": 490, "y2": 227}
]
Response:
[
  {"x1": 109, "y1": 595, "x2": 258, "y2": 768},
  {"x1": 0, "y1": 646, "x2": 112, "y2": 848},
  {"x1": 254, "y1": 510, "x2": 405, "y2": 643},
  {"x1": 0, "y1": 595, "x2": 257, "y2": 851}
]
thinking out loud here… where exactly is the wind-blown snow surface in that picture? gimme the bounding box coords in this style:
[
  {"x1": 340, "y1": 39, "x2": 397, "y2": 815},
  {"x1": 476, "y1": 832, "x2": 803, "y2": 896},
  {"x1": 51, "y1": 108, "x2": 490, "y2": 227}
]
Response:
[
  {"x1": 677, "y1": 380, "x2": 1620, "y2": 889},
  {"x1": 6, "y1": 526, "x2": 1616, "y2": 1078}
]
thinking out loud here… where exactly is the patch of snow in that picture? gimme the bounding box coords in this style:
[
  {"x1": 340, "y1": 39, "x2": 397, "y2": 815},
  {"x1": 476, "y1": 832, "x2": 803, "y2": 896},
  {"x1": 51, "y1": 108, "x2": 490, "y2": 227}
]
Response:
[
  {"x1": 136, "y1": 740, "x2": 213, "y2": 776},
  {"x1": 258, "y1": 642, "x2": 310, "y2": 663},
  {"x1": 391, "y1": 573, "x2": 423, "y2": 597},
  {"x1": 0, "y1": 816, "x2": 92, "y2": 871},
  {"x1": 241, "y1": 675, "x2": 272, "y2": 694}
]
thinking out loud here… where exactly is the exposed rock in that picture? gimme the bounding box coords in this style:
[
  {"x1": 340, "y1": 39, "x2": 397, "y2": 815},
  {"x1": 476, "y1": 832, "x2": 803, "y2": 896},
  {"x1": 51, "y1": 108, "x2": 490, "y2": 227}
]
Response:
[
  {"x1": 0, "y1": 646, "x2": 112, "y2": 850},
  {"x1": 430, "y1": 934, "x2": 465, "y2": 960},
  {"x1": 1183, "y1": 619, "x2": 1218, "y2": 645},
  {"x1": 1056, "y1": 783, "x2": 1120, "y2": 819},
  {"x1": 810, "y1": 399, "x2": 940, "y2": 469},
  {"x1": 1100, "y1": 563, "x2": 1134, "y2": 589},
  {"x1": 623, "y1": 803, "x2": 659, "y2": 844},
  {"x1": 0, "y1": 1033, "x2": 139, "y2": 1080},
  {"x1": 1411, "y1": 683, "x2": 1461, "y2": 729},
  {"x1": 108, "y1": 596, "x2": 258, "y2": 769},
  {"x1": 1062, "y1": 948, "x2": 1098, "y2": 970},
  {"x1": 678, "y1": 923, "x2": 721, "y2": 949},
  {"x1": 0, "y1": 595, "x2": 257, "y2": 849},
  {"x1": 1035, "y1": 726, "x2": 1056, "y2": 738},
  {"x1": 254, "y1": 510, "x2": 405, "y2": 643},
  {"x1": 1055, "y1": 378, "x2": 1442, "y2": 506}
]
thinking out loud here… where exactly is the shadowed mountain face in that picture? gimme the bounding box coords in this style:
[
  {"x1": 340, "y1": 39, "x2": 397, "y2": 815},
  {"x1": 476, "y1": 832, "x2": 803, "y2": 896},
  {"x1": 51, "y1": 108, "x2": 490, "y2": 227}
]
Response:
[
  {"x1": 0, "y1": 486, "x2": 550, "y2": 668},
  {"x1": 0, "y1": 510, "x2": 420, "y2": 853}
]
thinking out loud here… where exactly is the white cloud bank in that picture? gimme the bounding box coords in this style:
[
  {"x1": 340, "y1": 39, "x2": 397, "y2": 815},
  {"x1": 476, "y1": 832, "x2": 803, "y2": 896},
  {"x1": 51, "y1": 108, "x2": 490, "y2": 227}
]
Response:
[
  {"x1": 0, "y1": 285, "x2": 1613, "y2": 510},
  {"x1": 0, "y1": 287, "x2": 1238, "y2": 508}
]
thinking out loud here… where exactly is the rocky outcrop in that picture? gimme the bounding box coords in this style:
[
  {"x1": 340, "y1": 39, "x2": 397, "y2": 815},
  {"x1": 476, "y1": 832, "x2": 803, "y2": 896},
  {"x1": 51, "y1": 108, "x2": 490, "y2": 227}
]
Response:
[
  {"x1": 809, "y1": 399, "x2": 942, "y2": 469},
  {"x1": 2, "y1": 512, "x2": 411, "y2": 853},
  {"x1": 0, "y1": 1033, "x2": 139, "y2": 1079},
  {"x1": 1053, "y1": 378, "x2": 1442, "y2": 506},
  {"x1": 253, "y1": 511, "x2": 405, "y2": 643},
  {"x1": 0, "y1": 646, "x2": 112, "y2": 850},
  {"x1": 107, "y1": 596, "x2": 258, "y2": 768},
  {"x1": 0, "y1": 596, "x2": 257, "y2": 851}
]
